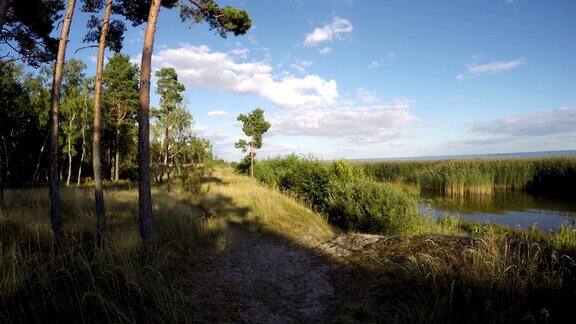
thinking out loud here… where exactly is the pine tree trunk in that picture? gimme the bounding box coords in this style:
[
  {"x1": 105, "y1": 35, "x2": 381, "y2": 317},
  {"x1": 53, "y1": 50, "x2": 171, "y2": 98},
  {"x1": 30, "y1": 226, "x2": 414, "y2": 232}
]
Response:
[
  {"x1": 114, "y1": 125, "x2": 120, "y2": 182},
  {"x1": 92, "y1": 0, "x2": 112, "y2": 240},
  {"x1": 138, "y1": 0, "x2": 161, "y2": 250},
  {"x1": 49, "y1": 0, "x2": 76, "y2": 242}
]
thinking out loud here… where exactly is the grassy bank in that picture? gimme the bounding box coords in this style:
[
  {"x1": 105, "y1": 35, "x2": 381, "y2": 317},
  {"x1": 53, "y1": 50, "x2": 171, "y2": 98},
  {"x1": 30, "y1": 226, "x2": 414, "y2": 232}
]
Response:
[{"x1": 361, "y1": 157, "x2": 576, "y2": 197}]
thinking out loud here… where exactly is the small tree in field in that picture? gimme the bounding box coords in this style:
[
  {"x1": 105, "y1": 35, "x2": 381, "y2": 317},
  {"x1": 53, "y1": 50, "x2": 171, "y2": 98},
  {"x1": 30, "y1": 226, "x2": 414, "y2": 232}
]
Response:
[{"x1": 235, "y1": 108, "x2": 270, "y2": 178}]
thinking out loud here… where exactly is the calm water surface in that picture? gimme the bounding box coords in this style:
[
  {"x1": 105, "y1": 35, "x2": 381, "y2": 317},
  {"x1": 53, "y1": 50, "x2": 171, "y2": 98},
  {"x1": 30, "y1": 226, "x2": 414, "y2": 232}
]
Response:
[{"x1": 421, "y1": 191, "x2": 576, "y2": 231}]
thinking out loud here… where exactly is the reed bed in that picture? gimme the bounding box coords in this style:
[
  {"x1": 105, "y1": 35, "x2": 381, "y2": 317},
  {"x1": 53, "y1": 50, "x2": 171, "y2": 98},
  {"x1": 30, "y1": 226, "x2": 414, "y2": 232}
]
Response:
[{"x1": 360, "y1": 157, "x2": 576, "y2": 196}]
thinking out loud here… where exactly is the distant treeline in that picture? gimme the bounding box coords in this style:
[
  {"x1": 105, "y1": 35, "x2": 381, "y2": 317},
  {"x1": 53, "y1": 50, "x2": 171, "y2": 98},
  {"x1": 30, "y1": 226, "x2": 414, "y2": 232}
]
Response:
[{"x1": 360, "y1": 157, "x2": 576, "y2": 197}]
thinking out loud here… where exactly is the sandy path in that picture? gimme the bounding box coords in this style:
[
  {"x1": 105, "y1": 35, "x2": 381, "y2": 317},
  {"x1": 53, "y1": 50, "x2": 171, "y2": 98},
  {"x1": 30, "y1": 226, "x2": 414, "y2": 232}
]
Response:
[{"x1": 204, "y1": 227, "x2": 335, "y2": 323}]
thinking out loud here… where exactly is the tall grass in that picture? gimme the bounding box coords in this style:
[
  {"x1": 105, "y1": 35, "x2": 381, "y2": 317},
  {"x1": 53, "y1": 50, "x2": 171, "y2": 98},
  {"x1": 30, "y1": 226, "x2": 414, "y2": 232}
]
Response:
[
  {"x1": 0, "y1": 187, "x2": 218, "y2": 322},
  {"x1": 354, "y1": 228, "x2": 576, "y2": 322},
  {"x1": 361, "y1": 157, "x2": 576, "y2": 196},
  {"x1": 252, "y1": 155, "x2": 421, "y2": 234}
]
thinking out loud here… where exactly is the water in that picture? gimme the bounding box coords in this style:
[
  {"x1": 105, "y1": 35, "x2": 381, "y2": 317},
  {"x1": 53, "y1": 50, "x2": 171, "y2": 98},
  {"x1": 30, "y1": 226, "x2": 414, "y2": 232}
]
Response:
[{"x1": 421, "y1": 191, "x2": 576, "y2": 231}]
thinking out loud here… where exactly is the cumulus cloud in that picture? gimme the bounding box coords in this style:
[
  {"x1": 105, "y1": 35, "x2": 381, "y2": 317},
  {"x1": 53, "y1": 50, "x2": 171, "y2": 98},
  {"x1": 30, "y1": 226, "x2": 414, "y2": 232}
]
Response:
[
  {"x1": 458, "y1": 58, "x2": 526, "y2": 79},
  {"x1": 356, "y1": 88, "x2": 379, "y2": 103},
  {"x1": 149, "y1": 44, "x2": 338, "y2": 109},
  {"x1": 271, "y1": 100, "x2": 421, "y2": 143},
  {"x1": 206, "y1": 110, "x2": 229, "y2": 117},
  {"x1": 470, "y1": 106, "x2": 576, "y2": 137},
  {"x1": 304, "y1": 17, "x2": 353, "y2": 46}
]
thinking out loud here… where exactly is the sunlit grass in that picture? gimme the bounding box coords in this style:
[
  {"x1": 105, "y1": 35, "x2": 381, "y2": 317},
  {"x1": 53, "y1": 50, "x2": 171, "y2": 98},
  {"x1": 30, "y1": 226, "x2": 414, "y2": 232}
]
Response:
[{"x1": 199, "y1": 167, "x2": 335, "y2": 244}]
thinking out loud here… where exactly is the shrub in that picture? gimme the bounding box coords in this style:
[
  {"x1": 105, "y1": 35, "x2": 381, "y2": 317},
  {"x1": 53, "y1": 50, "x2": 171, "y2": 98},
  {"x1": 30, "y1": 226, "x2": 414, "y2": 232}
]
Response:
[
  {"x1": 326, "y1": 177, "x2": 420, "y2": 234},
  {"x1": 253, "y1": 156, "x2": 421, "y2": 234}
]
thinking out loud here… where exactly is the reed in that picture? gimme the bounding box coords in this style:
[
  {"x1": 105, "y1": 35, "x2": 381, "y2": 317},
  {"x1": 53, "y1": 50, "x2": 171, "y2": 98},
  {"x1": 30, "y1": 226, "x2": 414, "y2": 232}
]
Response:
[{"x1": 360, "y1": 157, "x2": 576, "y2": 197}]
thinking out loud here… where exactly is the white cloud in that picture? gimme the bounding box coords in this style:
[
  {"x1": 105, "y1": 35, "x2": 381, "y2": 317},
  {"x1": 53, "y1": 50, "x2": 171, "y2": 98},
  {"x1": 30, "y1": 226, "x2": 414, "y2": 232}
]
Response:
[
  {"x1": 149, "y1": 44, "x2": 338, "y2": 109},
  {"x1": 291, "y1": 60, "x2": 313, "y2": 74},
  {"x1": 318, "y1": 47, "x2": 332, "y2": 55},
  {"x1": 470, "y1": 106, "x2": 576, "y2": 137},
  {"x1": 356, "y1": 88, "x2": 379, "y2": 103},
  {"x1": 304, "y1": 17, "x2": 353, "y2": 46},
  {"x1": 206, "y1": 110, "x2": 229, "y2": 117},
  {"x1": 367, "y1": 61, "x2": 380, "y2": 69},
  {"x1": 229, "y1": 47, "x2": 250, "y2": 58},
  {"x1": 271, "y1": 100, "x2": 421, "y2": 143},
  {"x1": 458, "y1": 58, "x2": 526, "y2": 79},
  {"x1": 387, "y1": 52, "x2": 396, "y2": 59}
]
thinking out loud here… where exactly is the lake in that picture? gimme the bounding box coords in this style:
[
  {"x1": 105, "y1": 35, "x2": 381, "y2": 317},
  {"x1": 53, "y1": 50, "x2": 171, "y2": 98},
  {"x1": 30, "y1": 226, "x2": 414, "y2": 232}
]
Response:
[{"x1": 421, "y1": 191, "x2": 576, "y2": 231}]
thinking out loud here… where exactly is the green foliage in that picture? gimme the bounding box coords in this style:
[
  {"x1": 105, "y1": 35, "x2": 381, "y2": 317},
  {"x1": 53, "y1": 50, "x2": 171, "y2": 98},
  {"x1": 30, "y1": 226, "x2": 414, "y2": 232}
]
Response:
[
  {"x1": 60, "y1": 59, "x2": 88, "y2": 157},
  {"x1": 0, "y1": 0, "x2": 64, "y2": 66},
  {"x1": 361, "y1": 157, "x2": 576, "y2": 197},
  {"x1": 179, "y1": 0, "x2": 252, "y2": 38},
  {"x1": 0, "y1": 61, "x2": 53, "y2": 186},
  {"x1": 155, "y1": 67, "x2": 185, "y2": 114},
  {"x1": 174, "y1": 162, "x2": 214, "y2": 193},
  {"x1": 235, "y1": 108, "x2": 271, "y2": 151},
  {"x1": 252, "y1": 155, "x2": 421, "y2": 234},
  {"x1": 103, "y1": 53, "x2": 139, "y2": 118},
  {"x1": 103, "y1": 53, "x2": 140, "y2": 170}
]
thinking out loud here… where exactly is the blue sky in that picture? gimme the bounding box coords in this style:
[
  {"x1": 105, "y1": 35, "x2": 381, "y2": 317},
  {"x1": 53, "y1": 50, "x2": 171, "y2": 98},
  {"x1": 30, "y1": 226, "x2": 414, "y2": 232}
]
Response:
[{"x1": 46, "y1": 0, "x2": 576, "y2": 160}]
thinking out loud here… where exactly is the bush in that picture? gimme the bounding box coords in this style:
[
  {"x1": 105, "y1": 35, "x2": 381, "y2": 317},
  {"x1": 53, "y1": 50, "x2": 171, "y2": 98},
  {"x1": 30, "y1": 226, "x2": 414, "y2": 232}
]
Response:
[
  {"x1": 174, "y1": 163, "x2": 213, "y2": 193},
  {"x1": 326, "y1": 177, "x2": 420, "y2": 233},
  {"x1": 253, "y1": 156, "x2": 421, "y2": 235}
]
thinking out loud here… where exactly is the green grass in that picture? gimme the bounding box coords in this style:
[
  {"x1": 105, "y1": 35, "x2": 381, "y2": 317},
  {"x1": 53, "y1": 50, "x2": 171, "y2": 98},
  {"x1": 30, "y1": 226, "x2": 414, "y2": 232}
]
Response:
[{"x1": 360, "y1": 157, "x2": 576, "y2": 197}]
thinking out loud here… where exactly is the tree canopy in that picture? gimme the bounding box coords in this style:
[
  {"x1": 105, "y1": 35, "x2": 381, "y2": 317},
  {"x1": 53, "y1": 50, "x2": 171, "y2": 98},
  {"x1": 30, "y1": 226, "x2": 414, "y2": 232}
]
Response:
[{"x1": 0, "y1": 0, "x2": 65, "y2": 66}]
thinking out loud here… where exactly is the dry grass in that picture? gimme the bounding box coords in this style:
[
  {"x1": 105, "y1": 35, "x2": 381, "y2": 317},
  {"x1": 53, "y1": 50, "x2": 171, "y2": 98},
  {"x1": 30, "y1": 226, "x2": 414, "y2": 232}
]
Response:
[
  {"x1": 0, "y1": 186, "x2": 219, "y2": 322},
  {"x1": 198, "y1": 167, "x2": 335, "y2": 244}
]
